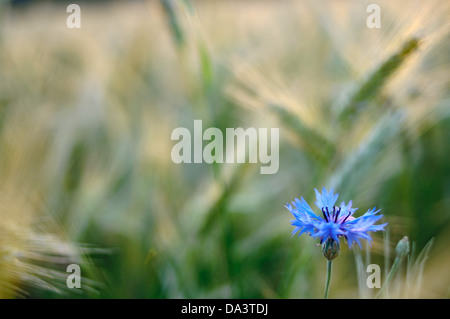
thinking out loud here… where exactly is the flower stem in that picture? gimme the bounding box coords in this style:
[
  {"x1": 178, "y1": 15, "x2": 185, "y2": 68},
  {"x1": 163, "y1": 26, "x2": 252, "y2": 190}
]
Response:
[
  {"x1": 376, "y1": 256, "x2": 400, "y2": 298},
  {"x1": 324, "y1": 260, "x2": 332, "y2": 299}
]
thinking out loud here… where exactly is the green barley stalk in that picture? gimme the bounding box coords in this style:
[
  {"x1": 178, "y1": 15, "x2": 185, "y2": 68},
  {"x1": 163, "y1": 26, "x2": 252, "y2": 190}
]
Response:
[
  {"x1": 160, "y1": 0, "x2": 185, "y2": 48},
  {"x1": 340, "y1": 37, "x2": 420, "y2": 122}
]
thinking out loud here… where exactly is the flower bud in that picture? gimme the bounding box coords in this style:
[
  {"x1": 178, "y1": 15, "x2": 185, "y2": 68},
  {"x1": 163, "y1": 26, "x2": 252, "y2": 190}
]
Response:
[
  {"x1": 322, "y1": 239, "x2": 340, "y2": 261},
  {"x1": 395, "y1": 236, "x2": 410, "y2": 258}
]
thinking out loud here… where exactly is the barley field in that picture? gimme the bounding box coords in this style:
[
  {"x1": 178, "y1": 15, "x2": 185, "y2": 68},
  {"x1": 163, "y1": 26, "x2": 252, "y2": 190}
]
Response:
[{"x1": 0, "y1": 0, "x2": 449, "y2": 298}]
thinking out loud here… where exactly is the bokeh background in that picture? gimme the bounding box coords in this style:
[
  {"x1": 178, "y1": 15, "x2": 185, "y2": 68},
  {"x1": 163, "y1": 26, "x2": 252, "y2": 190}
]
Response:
[{"x1": 0, "y1": 0, "x2": 449, "y2": 298}]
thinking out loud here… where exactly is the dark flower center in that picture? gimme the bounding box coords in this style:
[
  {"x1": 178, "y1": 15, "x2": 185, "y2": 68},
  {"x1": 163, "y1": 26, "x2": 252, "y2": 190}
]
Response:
[{"x1": 321, "y1": 206, "x2": 344, "y2": 223}]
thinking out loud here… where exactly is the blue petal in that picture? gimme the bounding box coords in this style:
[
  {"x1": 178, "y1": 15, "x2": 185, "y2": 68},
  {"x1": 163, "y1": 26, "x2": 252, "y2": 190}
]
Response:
[
  {"x1": 294, "y1": 197, "x2": 321, "y2": 220},
  {"x1": 314, "y1": 187, "x2": 339, "y2": 211},
  {"x1": 310, "y1": 221, "x2": 344, "y2": 243},
  {"x1": 342, "y1": 208, "x2": 387, "y2": 249}
]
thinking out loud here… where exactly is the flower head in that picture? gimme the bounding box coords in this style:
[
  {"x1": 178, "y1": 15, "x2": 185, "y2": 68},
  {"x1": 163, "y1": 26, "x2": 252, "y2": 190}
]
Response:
[
  {"x1": 395, "y1": 236, "x2": 410, "y2": 258},
  {"x1": 285, "y1": 187, "x2": 387, "y2": 250}
]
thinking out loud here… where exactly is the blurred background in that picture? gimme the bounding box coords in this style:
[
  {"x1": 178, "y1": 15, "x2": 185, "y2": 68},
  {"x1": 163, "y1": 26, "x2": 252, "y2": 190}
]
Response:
[{"x1": 0, "y1": 0, "x2": 449, "y2": 298}]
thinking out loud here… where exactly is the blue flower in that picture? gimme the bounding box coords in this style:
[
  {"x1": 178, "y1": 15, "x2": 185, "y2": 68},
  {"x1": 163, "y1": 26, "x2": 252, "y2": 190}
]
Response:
[{"x1": 285, "y1": 187, "x2": 387, "y2": 249}]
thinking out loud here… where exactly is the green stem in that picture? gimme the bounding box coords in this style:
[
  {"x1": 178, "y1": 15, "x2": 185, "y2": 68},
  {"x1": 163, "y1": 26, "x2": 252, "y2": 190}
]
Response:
[
  {"x1": 376, "y1": 256, "x2": 401, "y2": 298},
  {"x1": 324, "y1": 260, "x2": 333, "y2": 299}
]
